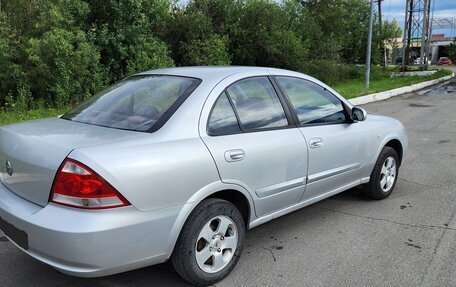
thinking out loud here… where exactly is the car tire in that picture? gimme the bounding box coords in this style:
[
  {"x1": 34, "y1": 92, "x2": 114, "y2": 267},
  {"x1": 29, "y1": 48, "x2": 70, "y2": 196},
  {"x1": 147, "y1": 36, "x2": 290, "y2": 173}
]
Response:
[
  {"x1": 171, "y1": 198, "x2": 245, "y2": 286},
  {"x1": 363, "y1": 146, "x2": 399, "y2": 200}
]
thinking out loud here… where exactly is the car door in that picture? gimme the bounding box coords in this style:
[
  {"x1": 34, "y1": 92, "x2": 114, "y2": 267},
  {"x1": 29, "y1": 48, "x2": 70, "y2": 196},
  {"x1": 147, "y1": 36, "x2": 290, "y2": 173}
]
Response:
[
  {"x1": 200, "y1": 76, "x2": 308, "y2": 217},
  {"x1": 274, "y1": 76, "x2": 372, "y2": 200}
]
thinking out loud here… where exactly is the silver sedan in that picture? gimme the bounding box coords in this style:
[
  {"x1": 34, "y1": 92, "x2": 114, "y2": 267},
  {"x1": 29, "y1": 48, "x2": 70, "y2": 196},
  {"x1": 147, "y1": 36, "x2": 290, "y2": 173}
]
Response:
[{"x1": 0, "y1": 67, "x2": 407, "y2": 286}]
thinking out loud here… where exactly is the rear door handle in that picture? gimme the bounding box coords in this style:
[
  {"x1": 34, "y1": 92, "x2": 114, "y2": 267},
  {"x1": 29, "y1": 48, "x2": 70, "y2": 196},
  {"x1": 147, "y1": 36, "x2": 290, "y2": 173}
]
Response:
[
  {"x1": 309, "y1": 138, "x2": 323, "y2": 148},
  {"x1": 225, "y1": 149, "x2": 246, "y2": 162}
]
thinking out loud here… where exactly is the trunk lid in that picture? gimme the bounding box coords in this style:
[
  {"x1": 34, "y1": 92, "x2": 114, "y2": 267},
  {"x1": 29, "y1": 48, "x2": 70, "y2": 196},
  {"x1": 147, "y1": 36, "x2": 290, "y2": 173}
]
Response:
[{"x1": 0, "y1": 117, "x2": 142, "y2": 207}]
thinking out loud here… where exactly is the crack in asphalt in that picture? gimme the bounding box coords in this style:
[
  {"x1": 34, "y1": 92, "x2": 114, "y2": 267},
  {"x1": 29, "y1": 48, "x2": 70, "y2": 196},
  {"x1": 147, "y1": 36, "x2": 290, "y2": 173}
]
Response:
[
  {"x1": 419, "y1": 205, "x2": 456, "y2": 286},
  {"x1": 262, "y1": 247, "x2": 277, "y2": 262},
  {"x1": 312, "y1": 206, "x2": 456, "y2": 231},
  {"x1": 399, "y1": 177, "x2": 448, "y2": 190}
]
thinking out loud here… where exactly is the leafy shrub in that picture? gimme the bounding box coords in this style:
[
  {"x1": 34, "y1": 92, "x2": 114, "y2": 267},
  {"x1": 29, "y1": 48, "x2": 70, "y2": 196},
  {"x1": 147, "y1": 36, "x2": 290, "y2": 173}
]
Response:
[
  {"x1": 370, "y1": 65, "x2": 394, "y2": 80},
  {"x1": 163, "y1": 9, "x2": 215, "y2": 65},
  {"x1": 181, "y1": 34, "x2": 231, "y2": 66},
  {"x1": 448, "y1": 40, "x2": 456, "y2": 63},
  {"x1": 0, "y1": 13, "x2": 12, "y2": 106},
  {"x1": 302, "y1": 61, "x2": 369, "y2": 85},
  {"x1": 125, "y1": 36, "x2": 174, "y2": 75},
  {"x1": 87, "y1": 0, "x2": 174, "y2": 82},
  {"x1": 302, "y1": 60, "x2": 344, "y2": 85},
  {"x1": 229, "y1": 0, "x2": 309, "y2": 69},
  {"x1": 0, "y1": 0, "x2": 104, "y2": 108},
  {"x1": 0, "y1": 0, "x2": 400, "y2": 112},
  {"x1": 25, "y1": 28, "x2": 103, "y2": 107}
]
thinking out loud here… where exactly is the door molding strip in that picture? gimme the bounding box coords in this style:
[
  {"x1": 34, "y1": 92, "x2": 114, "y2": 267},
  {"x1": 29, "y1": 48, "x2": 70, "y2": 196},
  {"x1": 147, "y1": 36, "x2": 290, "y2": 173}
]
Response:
[
  {"x1": 307, "y1": 163, "x2": 362, "y2": 184},
  {"x1": 256, "y1": 177, "x2": 305, "y2": 198}
]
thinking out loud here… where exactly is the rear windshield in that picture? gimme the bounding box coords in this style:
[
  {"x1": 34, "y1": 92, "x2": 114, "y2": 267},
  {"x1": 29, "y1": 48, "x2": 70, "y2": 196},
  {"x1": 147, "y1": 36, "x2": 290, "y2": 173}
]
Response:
[{"x1": 62, "y1": 75, "x2": 200, "y2": 131}]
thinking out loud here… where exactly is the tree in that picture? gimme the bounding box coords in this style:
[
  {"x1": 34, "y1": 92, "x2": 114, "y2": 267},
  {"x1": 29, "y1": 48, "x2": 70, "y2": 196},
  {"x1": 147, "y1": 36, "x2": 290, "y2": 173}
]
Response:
[
  {"x1": 382, "y1": 19, "x2": 402, "y2": 65},
  {"x1": 339, "y1": 0, "x2": 371, "y2": 64},
  {"x1": 383, "y1": 19, "x2": 402, "y2": 39},
  {"x1": 0, "y1": 12, "x2": 15, "y2": 106},
  {"x1": 299, "y1": 0, "x2": 372, "y2": 64},
  {"x1": 162, "y1": 8, "x2": 215, "y2": 65},
  {"x1": 0, "y1": 0, "x2": 407, "y2": 110},
  {"x1": 181, "y1": 34, "x2": 231, "y2": 66},
  {"x1": 447, "y1": 39, "x2": 456, "y2": 63},
  {"x1": 234, "y1": 0, "x2": 308, "y2": 69},
  {"x1": 25, "y1": 28, "x2": 103, "y2": 107},
  {"x1": 85, "y1": 0, "x2": 174, "y2": 82},
  {"x1": 0, "y1": 0, "x2": 103, "y2": 108}
]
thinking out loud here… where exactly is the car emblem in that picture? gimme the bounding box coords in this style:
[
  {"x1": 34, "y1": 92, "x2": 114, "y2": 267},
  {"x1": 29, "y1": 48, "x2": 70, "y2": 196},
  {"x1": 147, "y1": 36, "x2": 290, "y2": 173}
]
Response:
[{"x1": 5, "y1": 161, "x2": 13, "y2": 176}]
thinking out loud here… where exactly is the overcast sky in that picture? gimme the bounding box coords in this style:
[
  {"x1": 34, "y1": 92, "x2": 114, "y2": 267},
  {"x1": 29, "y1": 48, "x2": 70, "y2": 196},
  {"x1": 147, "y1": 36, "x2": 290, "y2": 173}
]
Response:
[{"x1": 381, "y1": 0, "x2": 456, "y2": 37}]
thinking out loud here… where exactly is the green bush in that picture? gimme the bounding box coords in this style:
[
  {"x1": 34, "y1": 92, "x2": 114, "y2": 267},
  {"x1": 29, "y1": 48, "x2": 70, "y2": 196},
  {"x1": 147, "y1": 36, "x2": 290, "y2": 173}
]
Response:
[
  {"x1": 302, "y1": 60, "x2": 346, "y2": 85},
  {"x1": 25, "y1": 28, "x2": 103, "y2": 107},
  {"x1": 125, "y1": 36, "x2": 174, "y2": 75},
  {"x1": 87, "y1": 0, "x2": 174, "y2": 82},
  {"x1": 0, "y1": 13, "x2": 12, "y2": 106},
  {"x1": 163, "y1": 9, "x2": 215, "y2": 65},
  {"x1": 0, "y1": 0, "x2": 104, "y2": 108},
  {"x1": 302, "y1": 61, "x2": 375, "y2": 85},
  {"x1": 229, "y1": 0, "x2": 309, "y2": 69},
  {"x1": 0, "y1": 0, "x2": 401, "y2": 112},
  {"x1": 370, "y1": 66, "x2": 394, "y2": 80},
  {"x1": 346, "y1": 65, "x2": 365, "y2": 79},
  {"x1": 181, "y1": 34, "x2": 231, "y2": 66},
  {"x1": 448, "y1": 40, "x2": 456, "y2": 63}
]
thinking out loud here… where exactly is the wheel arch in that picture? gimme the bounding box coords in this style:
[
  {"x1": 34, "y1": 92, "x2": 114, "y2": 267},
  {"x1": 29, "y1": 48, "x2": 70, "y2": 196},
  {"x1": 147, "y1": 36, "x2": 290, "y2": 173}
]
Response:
[
  {"x1": 372, "y1": 136, "x2": 405, "y2": 169},
  {"x1": 384, "y1": 139, "x2": 403, "y2": 166},
  {"x1": 206, "y1": 189, "x2": 251, "y2": 227},
  {"x1": 165, "y1": 182, "x2": 255, "y2": 259}
]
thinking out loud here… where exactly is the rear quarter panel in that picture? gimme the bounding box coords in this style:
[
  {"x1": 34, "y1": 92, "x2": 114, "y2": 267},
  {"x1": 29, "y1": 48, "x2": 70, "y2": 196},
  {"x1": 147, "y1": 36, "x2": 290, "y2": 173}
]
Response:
[
  {"x1": 68, "y1": 134, "x2": 220, "y2": 212},
  {"x1": 66, "y1": 81, "x2": 226, "y2": 212}
]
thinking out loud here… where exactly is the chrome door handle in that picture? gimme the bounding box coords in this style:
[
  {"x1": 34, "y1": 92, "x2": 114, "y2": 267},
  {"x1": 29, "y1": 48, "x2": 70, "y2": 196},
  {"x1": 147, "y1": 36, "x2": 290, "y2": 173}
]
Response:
[
  {"x1": 225, "y1": 149, "x2": 246, "y2": 162},
  {"x1": 309, "y1": 138, "x2": 323, "y2": 148}
]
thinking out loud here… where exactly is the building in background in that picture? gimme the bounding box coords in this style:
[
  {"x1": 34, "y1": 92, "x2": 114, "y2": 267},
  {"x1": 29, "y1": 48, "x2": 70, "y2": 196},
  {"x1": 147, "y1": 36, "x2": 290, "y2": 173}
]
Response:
[{"x1": 385, "y1": 34, "x2": 455, "y2": 65}]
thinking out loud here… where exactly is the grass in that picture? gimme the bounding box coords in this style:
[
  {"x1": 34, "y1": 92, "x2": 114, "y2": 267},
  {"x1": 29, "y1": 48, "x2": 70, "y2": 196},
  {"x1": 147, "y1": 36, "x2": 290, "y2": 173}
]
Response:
[
  {"x1": 0, "y1": 107, "x2": 68, "y2": 126},
  {"x1": 333, "y1": 69, "x2": 453, "y2": 99},
  {"x1": 0, "y1": 68, "x2": 453, "y2": 126}
]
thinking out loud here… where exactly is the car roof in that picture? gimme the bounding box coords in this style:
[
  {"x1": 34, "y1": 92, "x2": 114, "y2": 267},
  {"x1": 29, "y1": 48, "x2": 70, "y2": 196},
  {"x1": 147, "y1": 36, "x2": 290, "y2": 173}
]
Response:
[
  {"x1": 136, "y1": 66, "x2": 292, "y2": 80},
  {"x1": 134, "y1": 65, "x2": 351, "y2": 108}
]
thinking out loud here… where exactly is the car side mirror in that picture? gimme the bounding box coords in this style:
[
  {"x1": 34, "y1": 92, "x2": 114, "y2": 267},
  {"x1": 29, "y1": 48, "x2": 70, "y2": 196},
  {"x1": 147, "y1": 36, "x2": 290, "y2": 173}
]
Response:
[{"x1": 351, "y1": 107, "x2": 367, "y2": 122}]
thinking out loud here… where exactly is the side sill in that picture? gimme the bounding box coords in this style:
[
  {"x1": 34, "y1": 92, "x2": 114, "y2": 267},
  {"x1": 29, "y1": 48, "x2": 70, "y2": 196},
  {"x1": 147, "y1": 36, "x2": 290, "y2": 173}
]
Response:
[{"x1": 249, "y1": 179, "x2": 361, "y2": 229}]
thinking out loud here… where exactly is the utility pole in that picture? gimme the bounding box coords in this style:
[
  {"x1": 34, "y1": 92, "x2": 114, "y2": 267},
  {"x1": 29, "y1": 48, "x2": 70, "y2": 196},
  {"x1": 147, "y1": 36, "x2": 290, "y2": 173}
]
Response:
[
  {"x1": 376, "y1": 0, "x2": 385, "y2": 67},
  {"x1": 422, "y1": 0, "x2": 432, "y2": 69},
  {"x1": 365, "y1": 0, "x2": 375, "y2": 90}
]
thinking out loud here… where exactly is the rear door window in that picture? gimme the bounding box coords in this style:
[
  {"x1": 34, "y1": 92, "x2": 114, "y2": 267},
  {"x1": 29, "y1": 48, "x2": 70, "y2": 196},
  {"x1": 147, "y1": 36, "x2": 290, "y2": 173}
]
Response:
[
  {"x1": 226, "y1": 77, "x2": 289, "y2": 130},
  {"x1": 208, "y1": 92, "x2": 241, "y2": 135}
]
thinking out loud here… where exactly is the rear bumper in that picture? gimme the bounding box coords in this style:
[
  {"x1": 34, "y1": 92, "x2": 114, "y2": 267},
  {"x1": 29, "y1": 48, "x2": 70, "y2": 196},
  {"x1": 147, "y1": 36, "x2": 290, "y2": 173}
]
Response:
[{"x1": 0, "y1": 181, "x2": 182, "y2": 277}]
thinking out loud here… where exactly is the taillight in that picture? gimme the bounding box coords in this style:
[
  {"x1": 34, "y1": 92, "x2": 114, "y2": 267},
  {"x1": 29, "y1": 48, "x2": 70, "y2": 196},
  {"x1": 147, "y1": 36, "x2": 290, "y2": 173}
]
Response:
[{"x1": 50, "y1": 158, "x2": 130, "y2": 209}]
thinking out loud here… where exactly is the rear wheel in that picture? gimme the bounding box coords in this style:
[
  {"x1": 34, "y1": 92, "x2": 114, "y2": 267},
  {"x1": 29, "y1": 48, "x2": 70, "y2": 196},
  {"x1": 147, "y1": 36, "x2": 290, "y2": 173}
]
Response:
[
  {"x1": 171, "y1": 198, "x2": 245, "y2": 286},
  {"x1": 363, "y1": 146, "x2": 399, "y2": 200}
]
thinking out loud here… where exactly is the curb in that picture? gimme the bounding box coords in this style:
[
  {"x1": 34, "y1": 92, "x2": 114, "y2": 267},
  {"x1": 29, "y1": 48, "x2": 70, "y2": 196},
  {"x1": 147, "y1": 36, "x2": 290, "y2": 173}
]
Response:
[{"x1": 348, "y1": 72, "x2": 455, "y2": 106}]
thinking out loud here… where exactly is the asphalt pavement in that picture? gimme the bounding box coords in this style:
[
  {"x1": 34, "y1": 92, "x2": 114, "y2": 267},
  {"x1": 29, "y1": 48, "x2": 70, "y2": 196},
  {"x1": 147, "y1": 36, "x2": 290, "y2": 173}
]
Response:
[{"x1": 1, "y1": 74, "x2": 456, "y2": 286}]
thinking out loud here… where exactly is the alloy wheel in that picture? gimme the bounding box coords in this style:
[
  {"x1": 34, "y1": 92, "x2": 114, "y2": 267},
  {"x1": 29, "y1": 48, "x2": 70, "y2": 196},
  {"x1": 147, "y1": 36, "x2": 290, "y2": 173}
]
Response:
[
  {"x1": 380, "y1": 156, "x2": 396, "y2": 192},
  {"x1": 195, "y1": 215, "x2": 238, "y2": 273}
]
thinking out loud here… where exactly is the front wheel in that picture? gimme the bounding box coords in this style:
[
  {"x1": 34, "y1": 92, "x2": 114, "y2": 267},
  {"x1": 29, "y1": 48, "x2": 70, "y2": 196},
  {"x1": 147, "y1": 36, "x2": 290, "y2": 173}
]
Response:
[
  {"x1": 363, "y1": 146, "x2": 399, "y2": 200},
  {"x1": 171, "y1": 198, "x2": 245, "y2": 286}
]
